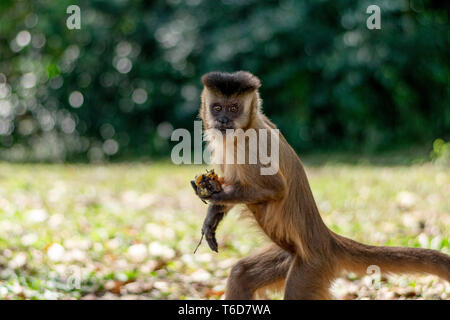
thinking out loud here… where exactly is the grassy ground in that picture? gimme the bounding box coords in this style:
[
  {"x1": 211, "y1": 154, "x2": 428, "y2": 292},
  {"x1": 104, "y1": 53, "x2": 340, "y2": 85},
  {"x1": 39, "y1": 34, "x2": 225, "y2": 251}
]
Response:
[{"x1": 0, "y1": 158, "x2": 448, "y2": 300}]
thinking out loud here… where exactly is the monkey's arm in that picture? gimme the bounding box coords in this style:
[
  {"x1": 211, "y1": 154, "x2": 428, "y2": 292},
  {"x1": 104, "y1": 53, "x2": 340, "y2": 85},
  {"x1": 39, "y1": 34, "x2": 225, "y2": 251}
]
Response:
[{"x1": 206, "y1": 174, "x2": 286, "y2": 205}]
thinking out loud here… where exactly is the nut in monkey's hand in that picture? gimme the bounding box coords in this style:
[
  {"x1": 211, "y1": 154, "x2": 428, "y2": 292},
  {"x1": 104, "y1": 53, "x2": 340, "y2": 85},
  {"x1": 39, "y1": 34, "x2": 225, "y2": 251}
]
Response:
[{"x1": 191, "y1": 169, "x2": 223, "y2": 202}]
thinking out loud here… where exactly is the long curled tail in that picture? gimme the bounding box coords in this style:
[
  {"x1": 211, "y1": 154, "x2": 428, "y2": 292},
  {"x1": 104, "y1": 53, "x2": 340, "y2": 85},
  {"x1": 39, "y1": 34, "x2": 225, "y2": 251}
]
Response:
[{"x1": 333, "y1": 234, "x2": 450, "y2": 282}]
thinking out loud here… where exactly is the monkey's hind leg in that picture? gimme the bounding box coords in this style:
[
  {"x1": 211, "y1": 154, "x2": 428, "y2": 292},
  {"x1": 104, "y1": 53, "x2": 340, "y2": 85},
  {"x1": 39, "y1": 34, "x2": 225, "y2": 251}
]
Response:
[
  {"x1": 225, "y1": 244, "x2": 292, "y2": 300},
  {"x1": 283, "y1": 256, "x2": 335, "y2": 300}
]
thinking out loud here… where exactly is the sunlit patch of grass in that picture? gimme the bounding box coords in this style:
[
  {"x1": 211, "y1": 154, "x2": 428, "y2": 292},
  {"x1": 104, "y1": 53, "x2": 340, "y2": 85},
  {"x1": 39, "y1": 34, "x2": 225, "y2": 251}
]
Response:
[{"x1": 0, "y1": 159, "x2": 448, "y2": 299}]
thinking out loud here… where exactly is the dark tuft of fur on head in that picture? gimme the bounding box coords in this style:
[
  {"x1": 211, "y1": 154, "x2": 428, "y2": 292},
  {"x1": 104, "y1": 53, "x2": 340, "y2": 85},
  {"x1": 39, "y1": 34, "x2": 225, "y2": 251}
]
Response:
[{"x1": 201, "y1": 71, "x2": 261, "y2": 96}]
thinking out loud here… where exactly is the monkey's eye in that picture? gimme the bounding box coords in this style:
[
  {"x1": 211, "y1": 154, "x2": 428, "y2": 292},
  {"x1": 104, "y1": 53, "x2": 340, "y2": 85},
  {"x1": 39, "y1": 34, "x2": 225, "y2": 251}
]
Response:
[
  {"x1": 213, "y1": 105, "x2": 222, "y2": 112},
  {"x1": 230, "y1": 105, "x2": 238, "y2": 112}
]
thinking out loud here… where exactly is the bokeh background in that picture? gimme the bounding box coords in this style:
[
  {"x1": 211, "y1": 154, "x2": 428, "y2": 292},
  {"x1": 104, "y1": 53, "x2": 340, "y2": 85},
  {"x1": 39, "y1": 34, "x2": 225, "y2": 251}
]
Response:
[
  {"x1": 0, "y1": 0, "x2": 448, "y2": 300},
  {"x1": 0, "y1": 0, "x2": 449, "y2": 161}
]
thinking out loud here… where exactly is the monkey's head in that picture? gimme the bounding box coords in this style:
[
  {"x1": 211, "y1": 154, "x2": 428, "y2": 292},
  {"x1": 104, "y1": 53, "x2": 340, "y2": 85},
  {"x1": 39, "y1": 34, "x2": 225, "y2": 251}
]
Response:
[{"x1": 200, "y1": 71, "x2": 261, "y2": 132}]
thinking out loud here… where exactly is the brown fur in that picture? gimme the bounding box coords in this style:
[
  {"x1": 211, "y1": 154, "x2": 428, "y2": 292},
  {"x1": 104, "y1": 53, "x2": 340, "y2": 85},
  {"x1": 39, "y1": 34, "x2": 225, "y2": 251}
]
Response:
[
  {"x1": 199, "y1": 71, "x2": 450, "y2": 300},
  {"x1": 202, "y1": 71, "x2": 261, "y2": 96}
]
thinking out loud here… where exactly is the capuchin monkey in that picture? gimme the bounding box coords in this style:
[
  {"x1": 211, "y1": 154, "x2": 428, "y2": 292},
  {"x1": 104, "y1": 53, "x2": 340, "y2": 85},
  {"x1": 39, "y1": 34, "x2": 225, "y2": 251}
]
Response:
[{"x1": 194, "y1": 71, "x2": 450, "y2": 300}]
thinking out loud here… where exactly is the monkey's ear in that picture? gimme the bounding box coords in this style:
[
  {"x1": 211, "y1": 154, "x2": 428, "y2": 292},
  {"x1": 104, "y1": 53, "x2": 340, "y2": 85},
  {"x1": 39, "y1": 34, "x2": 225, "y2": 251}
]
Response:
[{"x1": 201, "y1": 71, "x2": 261, "y2": 96}]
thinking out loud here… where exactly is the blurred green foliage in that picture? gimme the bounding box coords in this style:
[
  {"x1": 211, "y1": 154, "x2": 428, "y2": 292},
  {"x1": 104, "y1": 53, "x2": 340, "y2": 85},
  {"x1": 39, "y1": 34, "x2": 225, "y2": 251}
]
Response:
[
  {"x1": 0, "y1": 0, "x2": 449, "y2": 161},
  {"x1": 431, "y1": 138, "x2": 450, "y2": 165}
]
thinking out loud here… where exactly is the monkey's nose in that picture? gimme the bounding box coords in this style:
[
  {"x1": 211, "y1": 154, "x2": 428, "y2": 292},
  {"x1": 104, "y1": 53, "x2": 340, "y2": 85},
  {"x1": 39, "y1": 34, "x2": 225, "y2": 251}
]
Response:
[{"x1": 217, "y1": 117, "x2": 229, "y2": 124}]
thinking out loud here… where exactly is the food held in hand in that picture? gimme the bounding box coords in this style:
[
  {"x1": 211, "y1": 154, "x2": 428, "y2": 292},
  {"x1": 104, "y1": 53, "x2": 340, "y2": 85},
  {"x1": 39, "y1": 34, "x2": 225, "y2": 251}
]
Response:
[{"x1": 191, "y1": 169, "x2": 223, "y2": 199}]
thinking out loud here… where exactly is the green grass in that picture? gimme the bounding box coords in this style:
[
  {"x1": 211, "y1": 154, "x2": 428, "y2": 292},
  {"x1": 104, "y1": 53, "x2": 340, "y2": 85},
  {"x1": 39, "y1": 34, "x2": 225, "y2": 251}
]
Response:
[{"x1": 0, "y1": 159, "x2": 448, "y2": 300}]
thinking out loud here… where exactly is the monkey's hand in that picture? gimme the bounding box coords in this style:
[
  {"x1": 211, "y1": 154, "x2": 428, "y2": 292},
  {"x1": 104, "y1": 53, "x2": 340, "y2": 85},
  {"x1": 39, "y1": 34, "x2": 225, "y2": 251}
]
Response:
[
  {"x1": 208, "y1": 179, "x2": 286, "y2": 205},
  {"x1": 207, "y1": 184, "x2": 239, "y2": 204}
]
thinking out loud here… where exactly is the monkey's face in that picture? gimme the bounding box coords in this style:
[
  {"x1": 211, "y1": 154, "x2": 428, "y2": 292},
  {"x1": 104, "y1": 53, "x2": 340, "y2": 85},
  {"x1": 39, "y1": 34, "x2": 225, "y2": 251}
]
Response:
[
  {"x1": 202, "y1": 90, "x2": 254, "y2": 133},
  {"x1": 201, "y1": 71, "x2": 261, "y2": 132},
  {"x1": 209, "y1": 98, "x2": 242, "y2": 132}
]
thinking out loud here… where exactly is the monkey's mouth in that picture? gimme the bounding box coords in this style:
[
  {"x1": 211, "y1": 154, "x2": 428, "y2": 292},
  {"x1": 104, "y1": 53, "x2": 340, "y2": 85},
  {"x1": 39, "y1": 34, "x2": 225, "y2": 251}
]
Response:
[{"x1": 215, "y1": 124, "x2": 235, "y2": 133}]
